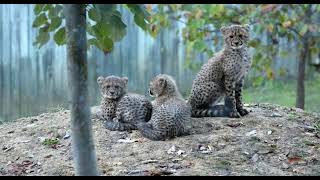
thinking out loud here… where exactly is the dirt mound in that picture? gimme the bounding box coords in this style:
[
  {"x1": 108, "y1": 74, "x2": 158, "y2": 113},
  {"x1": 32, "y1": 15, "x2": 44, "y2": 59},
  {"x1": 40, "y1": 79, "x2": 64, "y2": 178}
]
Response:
[{"x1": 0, "y1": 104, "x2": 320, "y2": 176}]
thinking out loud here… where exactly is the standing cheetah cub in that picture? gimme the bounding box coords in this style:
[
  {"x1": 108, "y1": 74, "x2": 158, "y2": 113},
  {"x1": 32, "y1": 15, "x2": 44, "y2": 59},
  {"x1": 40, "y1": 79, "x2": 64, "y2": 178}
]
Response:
[
  {"x1": 97, "y1": 75, "x2": 152, "y2": 131},
  {"x1": 136, "y1": 74, "x2": 191, "y2": 141},
  {"x1": 189, "y1": 24, "x2": 252, "y2": 118}
]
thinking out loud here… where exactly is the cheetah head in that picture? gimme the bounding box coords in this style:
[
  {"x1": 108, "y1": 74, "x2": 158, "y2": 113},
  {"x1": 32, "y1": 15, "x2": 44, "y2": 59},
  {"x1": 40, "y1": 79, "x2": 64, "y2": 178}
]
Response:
[
  {"x1": 220, "y1": 24, "x2": 250, "y2": 50},
  {"x1": 97, "y1": 75, "x2": 128, "y2": 100},
  {"x1": 149, "y1": 74, "x2": 178, "y2": 98}
]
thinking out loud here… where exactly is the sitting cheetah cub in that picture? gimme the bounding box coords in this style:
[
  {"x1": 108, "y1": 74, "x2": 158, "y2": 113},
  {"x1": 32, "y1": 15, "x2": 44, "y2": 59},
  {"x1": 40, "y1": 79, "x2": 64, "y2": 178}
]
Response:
[
  {"x1": 189, "y1": 24, "x2": 252, "y2": 118},
  {"x1": 136, "y1": 74, "x2": 191, "y2": 141},
  {"x1": 97, "y1": 75, "x2": 152, "y2": 131}
]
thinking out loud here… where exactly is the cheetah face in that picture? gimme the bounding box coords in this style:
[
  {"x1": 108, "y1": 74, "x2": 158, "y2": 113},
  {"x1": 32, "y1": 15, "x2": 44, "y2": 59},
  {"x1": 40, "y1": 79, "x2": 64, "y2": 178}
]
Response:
[
  {"x1": 97, "y1": 76, "x2": 128, "y2": 100},
  {"x1": 149, "y1": 75, "x2": 167, "y2": 98},
  {"x1": 221, "y1": 24, "x2": 250, "y2": 50}
]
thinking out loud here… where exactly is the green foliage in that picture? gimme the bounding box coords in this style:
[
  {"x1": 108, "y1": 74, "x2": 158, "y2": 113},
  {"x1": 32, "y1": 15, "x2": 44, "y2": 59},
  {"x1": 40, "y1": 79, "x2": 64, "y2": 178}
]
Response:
[
  {"x1": 42, "y1": 138, "x2": 59, "y2": 146},
  {"x1": 149, "y1": 4, "x2": 320, "y2": 80},
  {"x1": 33, "y1": 4, "x2": 157, "y2": 54},
  {"x1": 53, "y1": 27, "x2": 66, "y2": 45}
]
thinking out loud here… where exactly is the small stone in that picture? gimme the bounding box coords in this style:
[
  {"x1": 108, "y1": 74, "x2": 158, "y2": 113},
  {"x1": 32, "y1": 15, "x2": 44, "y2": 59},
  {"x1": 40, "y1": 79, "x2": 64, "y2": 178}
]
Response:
[
  {"x1": 199, "y1": 146, "x2": 206, "y2": 151},
  {"x1": 251, "y1": 154, "x2": 259, "y2": 162},
  {"x1": 117, "y1": 138, "x2": 138, "y2": 143},
  {"x1": 167, "y1": 145, "x2": 176, "y2": 154},
  {"x1": 63, "y1": 132, "x2": 71, "y2": 139},
  {"x1": 267, "y1": 130, "x2": 272, "y2": 135},
  {"x1": 176, "y1": 150, "x2": 185, "y2": 155},
  {"x1": 246, "y1": 130, "x2": 257, "y2": 137},
  {"x1": 270, "y1": 112, "x2": 282, "y2": 117},
  {"x1": 305, "y1": 132, "x2": 315, "y2": 137}
]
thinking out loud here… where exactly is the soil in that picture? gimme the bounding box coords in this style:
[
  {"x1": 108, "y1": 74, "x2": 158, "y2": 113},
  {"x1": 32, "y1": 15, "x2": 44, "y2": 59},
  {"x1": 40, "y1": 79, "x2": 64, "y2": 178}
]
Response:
[{"x1": 0, "y1": 103, "x2": 320, "y2": 176}]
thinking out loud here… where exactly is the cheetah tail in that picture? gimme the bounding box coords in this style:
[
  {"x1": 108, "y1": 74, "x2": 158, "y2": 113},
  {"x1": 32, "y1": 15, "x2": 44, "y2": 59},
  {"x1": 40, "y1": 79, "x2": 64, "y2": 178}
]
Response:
[
  {"x1": 104, "y1": 121, "x2": 136, "y2": 131},
  {"x1": 136, "y1": 123, "x2": 165, "y2": 141},
  {"x1": 191, "y1": 105, "x2": 228, "y2": 117}
]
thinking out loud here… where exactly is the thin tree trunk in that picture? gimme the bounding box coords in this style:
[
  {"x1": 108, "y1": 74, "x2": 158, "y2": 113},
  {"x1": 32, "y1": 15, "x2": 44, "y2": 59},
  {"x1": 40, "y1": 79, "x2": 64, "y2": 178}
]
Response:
[
  {"x1": 296, "y1": 39, "x2": 308, "y2": 109},
  {"x1": 8, "y1": 6, "x2": 13, "y2": 120},
  {"x1": 64, "y1": 4, "x2": 98, "y2": 176},
  {"x1": 295, "y1": 5, "x2": 312, "y2": 109},
  {"x1": 0, "y1": 5, "x2": 3, "y2": 118},
  {"x1": 16, "y1": 15, "x2": 22, "y2": 116}
]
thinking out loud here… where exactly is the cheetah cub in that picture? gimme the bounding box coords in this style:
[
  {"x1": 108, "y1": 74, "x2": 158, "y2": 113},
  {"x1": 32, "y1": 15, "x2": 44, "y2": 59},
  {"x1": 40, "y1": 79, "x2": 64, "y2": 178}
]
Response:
[
  {"x1": 97, "y1": 75, "x2": 152, "y2": 131},
  {"x1": 136, "y1": 74, "x2": 191, "y2": 141},
  {"x1": 189, "y1": 24, "x2": 252, "y2": 118}
]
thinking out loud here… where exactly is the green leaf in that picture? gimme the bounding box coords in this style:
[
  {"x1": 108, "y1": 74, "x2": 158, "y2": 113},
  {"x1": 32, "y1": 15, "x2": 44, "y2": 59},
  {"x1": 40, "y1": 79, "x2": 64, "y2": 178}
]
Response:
[
  {"x1": 194, "y1": 40, "x2": 207, "y2": 52},
  {"x1": 299, "y1": 25, "x2": 308, "y2": 36},
  {"x1": 34, "y1": 4, "x2": 44, "y2": 15},
  {"x1": 48, "y1": 17, "x2": 62, "y2": 32},
  {"x1": 88, "y1": 38, "x2": 99, "y2": 46},
  {"x1": 34, "y1": 27, "x2": 50, "y2": 48},
  {"x1": 99, "y1": 36, "x2": 114, "y2": 53},
  {"x1": 134, "y1": 14, "x2": 147, "y2": 31},
  {"x1": 43, "y1": 4, "x2": 51, "y2": 11},
  {"x1": 126, "y1": 4, "x2": 150, "y2": 18},
  {"x1": 89, "y1": 37, "x2": 114, "y2": 54},
  {"x1": 32, "y1": 13, "x2": 48, "y2": 28},
  {"x1": 53, "y1": 27, "x2": 66, "y2": 46},
  {"x1": 92, "y1": 22, "x2": 111, "y2": 40},
  {"x1": 95, "y1": 4, "x2": 116, "y2": 21},
  {"x1": 108, "y1": 15, "x2": 127, "y2": 42},
  {"x1": 48, "y1": 4, "x2": 63, "y2": 18},
  {"x1": 126, "y1": 4, "x2": 150, "y2": 31},
  {"x1": 248, "y1": 39, "x2": 260, "y2": 48},
  {"x1": 88, "y1": 8, "x2": 101, "y2": 22}
]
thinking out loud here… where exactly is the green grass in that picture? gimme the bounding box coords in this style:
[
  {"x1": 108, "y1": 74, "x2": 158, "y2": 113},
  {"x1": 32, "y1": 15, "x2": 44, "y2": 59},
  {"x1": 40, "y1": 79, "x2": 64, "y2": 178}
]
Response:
[{"x1": 243, "y1": 74, "x2": 320, "y2": 113}]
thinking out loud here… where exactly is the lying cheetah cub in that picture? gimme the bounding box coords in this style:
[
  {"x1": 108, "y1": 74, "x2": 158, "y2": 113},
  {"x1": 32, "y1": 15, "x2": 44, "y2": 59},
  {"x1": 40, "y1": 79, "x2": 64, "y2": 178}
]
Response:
[
  {"x1": 189, "y1": 24, "x2": 252, "y2": 118},
  {"x1": 136, "y1": 74, "x2": 191, "y2": 141},
  {"x1": 97, "y1": 75, "x2": 152, "y2": 131}
]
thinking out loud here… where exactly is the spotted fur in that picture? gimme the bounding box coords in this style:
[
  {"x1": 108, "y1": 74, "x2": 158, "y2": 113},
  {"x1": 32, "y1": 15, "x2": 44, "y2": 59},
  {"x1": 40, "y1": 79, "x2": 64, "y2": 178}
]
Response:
[
  {"x1": 98, "y1": 75, "x2": 152, "y2": 131},
  {"x1": 188, "y1": 24, "x2": 252, "y2": 118},
  {"x1": 136, "y1": 74, "x2": 191, "y2": 141}
]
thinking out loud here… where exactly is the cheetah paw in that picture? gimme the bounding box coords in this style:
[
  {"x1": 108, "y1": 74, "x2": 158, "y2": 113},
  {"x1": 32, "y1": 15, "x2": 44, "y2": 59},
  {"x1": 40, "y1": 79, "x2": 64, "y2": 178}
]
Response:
[
  {"x1": 238, "y1": 108, "x2": 249, "y2": 116},
  {"x1": 229, "y1": 111, "x2": 241, "y2": 118}
]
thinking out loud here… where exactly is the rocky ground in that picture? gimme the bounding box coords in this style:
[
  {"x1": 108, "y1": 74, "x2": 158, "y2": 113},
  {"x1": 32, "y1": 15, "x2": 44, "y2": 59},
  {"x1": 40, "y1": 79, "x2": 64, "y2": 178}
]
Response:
[{"x1": 0, "y1": 103, "x2": 320, "y2": 176}]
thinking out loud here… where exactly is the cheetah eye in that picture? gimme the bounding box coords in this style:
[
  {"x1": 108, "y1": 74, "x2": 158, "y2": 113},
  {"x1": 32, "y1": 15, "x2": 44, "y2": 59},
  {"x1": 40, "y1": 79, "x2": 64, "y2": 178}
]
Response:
[
  {"x1": 229, "y1": 35, "x2": 234, "y2": 38},
  {"x1": 106, "y1": 85, "x2": 110, "y2": 89},
  {"x1": 115, "y1": 85, "x2": 120, "y2": 89}
]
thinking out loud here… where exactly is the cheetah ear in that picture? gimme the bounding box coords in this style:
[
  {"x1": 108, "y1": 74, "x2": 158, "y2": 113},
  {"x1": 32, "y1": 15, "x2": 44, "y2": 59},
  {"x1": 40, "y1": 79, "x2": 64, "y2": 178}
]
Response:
[
  {"x1": 242, "y1": 24, "x2": 250, "y2": 32},
  {"x1": 97, "y1": 76, "x2": 104, "y2": 86},
  {"x1": 220, "y1": 26, "x2": 229, "y2": 36},
  {"x1": 122, "y1": 77, "x2": 128, "y2": 85}
]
